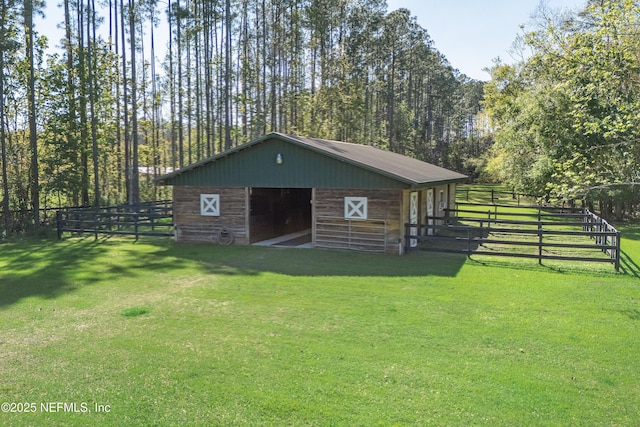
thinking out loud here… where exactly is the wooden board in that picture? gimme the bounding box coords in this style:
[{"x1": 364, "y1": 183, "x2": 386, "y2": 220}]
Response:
[
  {"x1": 173, "y1": 186, "x2": 248, "y2": 244},
  {"x1": 314, "y1": 189, "x2": 402, "y2": 254}
]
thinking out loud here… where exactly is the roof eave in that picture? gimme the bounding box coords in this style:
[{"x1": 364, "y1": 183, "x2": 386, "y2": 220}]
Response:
[
  {"x1": 274, "y1": 134, "x2": 426, "y2": 187},
  {"x1": 409, "y1": 176, "x2": 468, "y2": 190}
]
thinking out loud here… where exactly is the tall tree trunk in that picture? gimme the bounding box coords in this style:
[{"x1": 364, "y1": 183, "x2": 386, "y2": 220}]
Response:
[
  {"x1": 87, "y1": 0, "x2": 100, "y2": 206},
  {"x1": 224, "y1": 0, "x2": 231, "y2": 149},
  {"x1": 113, "y1": 0, "x2": 123, "y2": 201},
  {"x1": 24, "y1": 0, "x2": 39, "y2": 226},
  {"x1": 128, "y1": 0, "x2": 139, "y2": 204},
  {"x1": 167, "y1": 0, "x2": 176, "y2": 168},
  {"x1": 203, "y1": 0, "x2": 212, "y2": 156},
  {"x1": 0, "y1": 1, "x2": 10, "y2": 232},
  {"x1": 176, "y1": 0, "x2": 184, "y2": 166},
  {"x1": 120, "y1": 0, "x2": 131, "y2": 202},
  {"x1": 76, "y1": 0, "x2": 90, "y2": 206},
  {"x1": 63, "y1": 0, "x2": 80, "y2": 205}
]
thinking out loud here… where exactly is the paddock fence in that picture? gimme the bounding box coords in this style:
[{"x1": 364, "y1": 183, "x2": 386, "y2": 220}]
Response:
[
  {"x1": 56, "y1": 201, "x2": 174, "y2": 240},
  {"x1": 405, "y1": 203, "x2": 620, "y2": 271}
]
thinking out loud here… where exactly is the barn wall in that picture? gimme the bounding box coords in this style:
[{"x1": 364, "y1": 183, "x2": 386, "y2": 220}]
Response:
[
  {"x1": 448, "y1": 183, "x2": 457, "y2": 214},
  {"x1": 173, "y1": 186, "x2": 248, "y2": 244},
  {"x1": 314, "y1": 189, "x2": 403, "y2": 255}
]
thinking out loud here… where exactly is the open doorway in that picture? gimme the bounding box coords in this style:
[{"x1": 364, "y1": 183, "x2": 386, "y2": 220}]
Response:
[{"x1": 249, "y1": 188, "x2": 312, "y2": 246}]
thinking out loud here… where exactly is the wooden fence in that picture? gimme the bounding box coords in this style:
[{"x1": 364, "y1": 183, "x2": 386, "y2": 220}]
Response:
[
  {"x1": 456, "y1": 187, "x2": 542, "y2": 206},
  {"x1": 455, "y1": 187, "x2": 582, "y2": 209},
  {"x1": 56, "y1": 201, "x2": 174, "y2": 240},
  {"x1": 405, "y1": 204, "x2": 621, "y2": 271}
]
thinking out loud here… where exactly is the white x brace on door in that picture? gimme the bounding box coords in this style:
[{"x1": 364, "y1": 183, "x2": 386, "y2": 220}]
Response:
[
  {"x1": 200, "y1": 194, "x2": 220, "y2": 216},
  {"x1": 344, "y1": 197, "x2": 367, "y2": 220},
  {"x1": 426, "y1": 189, "x2": 434, "y2": 236}
]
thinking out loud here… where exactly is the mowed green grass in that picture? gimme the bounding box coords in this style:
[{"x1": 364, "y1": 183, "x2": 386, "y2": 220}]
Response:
[{"x1": 1, "y1": 230, "x2": 639, "y2": 426}]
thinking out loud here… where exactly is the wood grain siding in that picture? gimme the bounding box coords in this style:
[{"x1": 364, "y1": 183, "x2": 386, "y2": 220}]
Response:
[
  {"x1": 173, "y1": 186, "x2": 248, "y2": 244},
  {"x1": 314, "y1": 189, "x2": 403, "y2": 254}
]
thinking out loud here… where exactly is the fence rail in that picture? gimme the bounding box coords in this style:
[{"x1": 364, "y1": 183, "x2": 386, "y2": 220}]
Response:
[
  {"x1": 456, "y1": 187, "x2": 542, "y2": 205},
  {"x1": 57, "y1": 201, "x2": 174, "y2": 240},
  {"x1": 455, "y1": 187, "x2": 583, "y2": 209},
  {"x1": 405, "y1": 205, "x2": 620, "y2": 271}
]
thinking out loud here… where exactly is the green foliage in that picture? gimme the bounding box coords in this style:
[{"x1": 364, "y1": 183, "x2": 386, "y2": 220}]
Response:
[
  {"x1": 1, "y1": 0, "x2": 486, "y2": 229},
  {"x1": 484, "y1": 1, "x2": 640, "y2": 212}
]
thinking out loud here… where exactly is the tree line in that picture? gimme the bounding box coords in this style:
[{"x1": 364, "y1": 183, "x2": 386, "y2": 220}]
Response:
[
  {"x1": 484, "y1": 0, "x2": 640, "y2": 219},
  {"x1": 0, "y1": 0, "x2": 487, "y2": 234}
]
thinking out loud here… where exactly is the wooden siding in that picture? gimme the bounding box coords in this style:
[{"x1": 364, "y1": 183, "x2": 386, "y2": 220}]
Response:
[
  {"x1": 173, "y1": 186, "x2": 248, "y2": 244},
  {"x1": 171, "y1": 184, "x2": 460, "y2": 255},
  {"x1": 314, "y1": 189, "x2": 402, "y2": 255}
]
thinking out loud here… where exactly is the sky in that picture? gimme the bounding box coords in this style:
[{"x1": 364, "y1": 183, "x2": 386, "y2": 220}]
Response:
[
  {"x1": 36, "y1": 0, "x2": 586, "y2": 82},
  {"x1": 386, "y1": 0, "x2": 586, "y2": 80}
]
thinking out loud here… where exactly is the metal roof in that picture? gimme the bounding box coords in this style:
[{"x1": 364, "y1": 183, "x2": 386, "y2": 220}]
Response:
[{"x1": 156, "y1": 133, "x2": 467, "y2": 189}]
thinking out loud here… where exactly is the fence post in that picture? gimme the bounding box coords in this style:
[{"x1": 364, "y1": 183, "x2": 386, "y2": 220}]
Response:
[
  {"x1": 538, "y1": 216, "x2": 543, "y2": 265},
  {"x1": 615, "y1": 231, "x2": 621, "y2": 272},
  {"x1": 598, "y1": 217, "x2": 603, "y2": 248},
  {"x1": 56, "y1": 211, "x2": 63, "y2": 240},
  {"x1": 467, "y1": 229, "x2": 472, "y2": 258},
  {"x1": 135, "y1": 213, "x2": 140, "y2": 241},
  {"x1": 94, "y1": 214, "x2": 99, "y2": 241},
  {"x1": 491, "y1": 189, "x2": 495, "y2": 204}
]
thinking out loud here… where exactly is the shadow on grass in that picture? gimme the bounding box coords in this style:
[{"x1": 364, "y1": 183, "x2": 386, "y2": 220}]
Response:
[
  {"x1": 0, "y1": 236, "x2": 189, "y2": 309},
  {"x1": 616, "y1": 222, "x2": 640, "y2": 278},
  {"x1": 0, "y1": 237, "x2": 107, "y2": 309},
  {"x1": 4, "y1": 223, "x2": 633, "y2": 311},
  {"x1": 149, "y1": 241, "x2": 468, "y2": 278},
  {"x1": 0, "y1": 236, "x2": 468, "y2": 309},
  {"x1": 618, "y1": 250, "x2": 640, "y2": 278}
]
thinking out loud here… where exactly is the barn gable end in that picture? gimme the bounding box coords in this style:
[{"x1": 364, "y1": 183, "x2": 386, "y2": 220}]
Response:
[{"x1": 159, "y1": 138, "x2": 408, "y2": 189}]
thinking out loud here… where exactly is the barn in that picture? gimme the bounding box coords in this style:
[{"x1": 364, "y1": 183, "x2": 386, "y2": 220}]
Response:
[{"x1": 156, "y1": 133, "x2": 467, "y2": 255}]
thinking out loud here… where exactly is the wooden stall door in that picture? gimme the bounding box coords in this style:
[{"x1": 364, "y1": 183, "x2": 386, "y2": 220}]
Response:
[
  {"x1": 426, "y1": 189, "x2": 434, "y2": 236},
  {"x1": 410, "y1": 191, "x2": 418, "y2": 247}
]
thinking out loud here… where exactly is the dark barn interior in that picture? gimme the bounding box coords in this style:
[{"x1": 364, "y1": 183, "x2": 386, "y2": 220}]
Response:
[{"x1": 249, "y1": 188, "x2": 312, "y2": 244}]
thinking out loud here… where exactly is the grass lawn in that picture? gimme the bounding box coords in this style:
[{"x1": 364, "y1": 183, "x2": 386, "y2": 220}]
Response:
[{"x1": 1, "y1": 227, "x2": 639, "y2": 425}]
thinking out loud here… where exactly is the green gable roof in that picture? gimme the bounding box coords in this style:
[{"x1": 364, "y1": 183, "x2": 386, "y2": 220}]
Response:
[{"x1": 156, "y1": 133, "x2": 467, "y2": 189}]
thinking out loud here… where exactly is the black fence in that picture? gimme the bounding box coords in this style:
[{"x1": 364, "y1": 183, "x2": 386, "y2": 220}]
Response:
[
  {"x1": 456, "y1": 187, "x2": 543, "y2": 206},
  {"x1": 56, "y1": 201, "x2": 174, "y2": 240},
  {"x1": 405, "y1": 204, "x2": 621, "y2": 271},
  {"x1": 455, "y1": 187, "x2": 583, "y2": 208}
]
